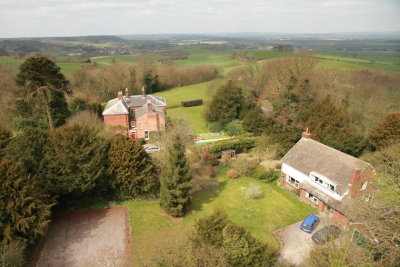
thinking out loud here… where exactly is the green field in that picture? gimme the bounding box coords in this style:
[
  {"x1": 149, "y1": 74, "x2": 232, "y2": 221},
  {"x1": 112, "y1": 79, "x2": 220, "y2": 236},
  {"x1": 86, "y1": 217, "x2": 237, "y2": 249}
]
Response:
[
  {"x1": 247, "y1": 50, "x2": 288, "y2": 60},
  {"x1": 0, "y1": 56, "x2": 85, "y2": 73},
  {"x1": 157, "y1": 81, "x2": 211, "y2": 107},
  {"x1": 315, "y1": 53, "x2": 400, "y2": 72},
  {"x1": 90, "y1": 54, "x2": 167, "y2": 65},
  {"x1": 174, "y1": 49, "x2": 239, "y2": 68},
  {"x1": 125, "y1": 170, "x2": 316, "y2": 257},
  {"x1": 167, "y1": 105, "x2": 208, "y2": 133}
]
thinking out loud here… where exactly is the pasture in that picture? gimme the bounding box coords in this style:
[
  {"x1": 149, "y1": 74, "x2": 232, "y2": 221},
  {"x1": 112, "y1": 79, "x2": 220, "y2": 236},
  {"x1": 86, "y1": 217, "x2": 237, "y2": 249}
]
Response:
[
  {"x1": 157, "y1": 81, "x2": 211, "y2": 107},
  {"x1": 167, "y1": 106, "x2": 208, "y2": 133},
  {"x1": 0, "y1": 56, "x2": 86, "y2": 73},
  {"x1": 174, "y1": 49, "x2": 239, "y2": 68}
]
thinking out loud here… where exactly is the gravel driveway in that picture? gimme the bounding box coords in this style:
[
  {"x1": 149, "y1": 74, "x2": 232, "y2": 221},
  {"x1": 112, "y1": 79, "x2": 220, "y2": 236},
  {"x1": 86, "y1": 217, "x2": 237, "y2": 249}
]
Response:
[
  {"x1": 274, "y1": 215, "x2": 328, "y2": 266},
  {"x1": 34, "y1": 207, "x2": 131, "y2": 267}
]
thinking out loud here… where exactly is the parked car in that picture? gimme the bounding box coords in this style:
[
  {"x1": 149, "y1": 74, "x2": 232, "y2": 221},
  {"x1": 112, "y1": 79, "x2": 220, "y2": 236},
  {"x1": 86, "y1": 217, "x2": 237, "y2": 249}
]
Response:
[
  {"x1": 144, "y1": 145, "x2": 161, "y2": 154},
  {"x1": 300, "y1": 215, "x2": 320, "y2": 233},
  {"x1": 312, "y1": 225, "x2": 341, "y2": 244}
]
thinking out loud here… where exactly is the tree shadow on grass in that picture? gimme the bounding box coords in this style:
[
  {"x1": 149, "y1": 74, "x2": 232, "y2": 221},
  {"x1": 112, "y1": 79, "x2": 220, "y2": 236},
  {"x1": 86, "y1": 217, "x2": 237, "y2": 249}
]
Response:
[{"x1": 191, "y1": 179, "x2": 227, "y2": 212}]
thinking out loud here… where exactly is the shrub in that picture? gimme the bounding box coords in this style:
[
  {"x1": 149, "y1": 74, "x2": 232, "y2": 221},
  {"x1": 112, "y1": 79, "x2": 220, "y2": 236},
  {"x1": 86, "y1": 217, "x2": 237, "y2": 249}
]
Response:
[
  {"x1": 246, "y1": 184, "x2": 263, "y2": 199},
  {"x1": 201, "y1": 152, "x2": 219, "y2": 166},
  {"x1": 252, "y1": 165, "x2": 279, "y2": 183},
  {"x1": 208, "y1": 122, "x2": 225, "y2": 132},
  {"x1": 11, "y1": 117, "x2": 38, "y2": 131},
  {"x1": 230, "y1": 157, "x2": 259, "y2": 176},
  {"x1": 182, "y1": 99, "x2": 203, "y2": 107},
  {"x1": 225, "y1": 120, "x2": 246, "y2": 136},
  {"x1": 227, "y1": 169, "x2": 240, "y2": 179},
  {"x1": 192, "y1": 209, "x2": 230, "y2": 247},
  {"x1": 0, "y1": 241, "x2": 26, "y2": 267},
  {"x1": 209, "y1": 138, "x2": 256, "y2": 156},
  {"x1": 136, "y1": 138, "x2": 146, "y2": 145}
]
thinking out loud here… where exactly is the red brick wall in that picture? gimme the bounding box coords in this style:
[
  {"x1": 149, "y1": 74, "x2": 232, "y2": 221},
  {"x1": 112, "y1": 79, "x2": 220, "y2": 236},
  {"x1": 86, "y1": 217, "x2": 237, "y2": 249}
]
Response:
[
  {"x1": 299, "y1": 189, "x2": 327, "y2": 212},
  {"x1": 135, "y1": 113, "x2": 165, "y2": 139},
  {"x1": 104, "y1": 114, "x2": 129, "y2": 129}
]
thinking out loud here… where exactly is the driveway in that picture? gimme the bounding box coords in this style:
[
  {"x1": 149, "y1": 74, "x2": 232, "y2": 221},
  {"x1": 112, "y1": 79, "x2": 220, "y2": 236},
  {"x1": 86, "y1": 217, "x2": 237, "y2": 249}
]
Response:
[
  {"x1": 274, "y1": 215, "x2": 329, "y2": 266},
  {"x1": 34, "y1": 207, "x2": 131, "y2": 267}
]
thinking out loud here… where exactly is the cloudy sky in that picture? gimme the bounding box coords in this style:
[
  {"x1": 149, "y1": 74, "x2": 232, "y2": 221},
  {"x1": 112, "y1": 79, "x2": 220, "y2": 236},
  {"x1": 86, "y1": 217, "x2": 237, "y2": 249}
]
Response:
[{"x1": 1, "y1": 0, "x2": 399, "y2": 38}]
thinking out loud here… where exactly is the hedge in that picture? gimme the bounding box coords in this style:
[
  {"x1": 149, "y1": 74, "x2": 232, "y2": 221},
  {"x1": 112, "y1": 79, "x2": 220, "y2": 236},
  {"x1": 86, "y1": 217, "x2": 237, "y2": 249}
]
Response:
[
  {"x1": 209, "y1": 138, "x2": 256, "y2": 156},
  {"x1": 181, "y1": 99, "x2": 203, "y2": 107}
]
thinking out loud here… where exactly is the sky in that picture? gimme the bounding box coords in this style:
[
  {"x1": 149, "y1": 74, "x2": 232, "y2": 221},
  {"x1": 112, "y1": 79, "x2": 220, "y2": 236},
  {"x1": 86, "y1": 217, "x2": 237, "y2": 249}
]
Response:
[{"x1": 0, "y1": 0, "x2": 399, "y2": 38}]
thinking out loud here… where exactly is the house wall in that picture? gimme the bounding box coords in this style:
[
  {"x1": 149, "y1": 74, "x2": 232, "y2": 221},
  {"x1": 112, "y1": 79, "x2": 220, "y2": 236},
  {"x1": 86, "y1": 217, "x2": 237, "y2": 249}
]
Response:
[
  {"x1": 104, "y1": 114, "x2": 129, "y2": 129},
  {"x1": 331, "y1": 210, "x2": 349, "y2": 226},
  {"x1": 135, "y1": 112, "x2": 165, "y2": 139},
  {"x1": 280, "y1": 172, "x2": 299, "y2": 190},
  {"x1": 300, "y1": 189, "x2": 327, "y2": 211}
]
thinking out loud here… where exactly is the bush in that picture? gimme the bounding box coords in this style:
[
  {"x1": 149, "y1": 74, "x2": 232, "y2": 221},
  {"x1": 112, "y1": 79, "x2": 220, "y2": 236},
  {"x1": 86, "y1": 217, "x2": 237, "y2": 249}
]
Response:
[
  {"x1": 246, "y1": 184, "x2": 263, "y2": 199},
  {"x1": 11, "y1": 117, "x2": 38, "y2": 131},
  {"x1": 182, "y1": 99, "x2": 203, "y2": 107},
  {"x1": 225, "y1": 120, "x2": 246, "y2": 136},
  {"x1": 227, "y1": 169, "x2": 240, "y2": 179},
  {"x1": 0, "y1": 241, "x2": 26, "y2": 267},
  {"x1": 136, "y1": 138, "x2": 146, "y2": 145},
  {"x1": 252, "y1": 165, "x2": 279, "y2": 183},
  {"x1": 209, "y1": 138, "x2": 256, "y2": 156},
  {"x1": 230, "y1": 157, "x2": 259, "y2": 176},
  {"x1": 208, "y1": 122, "x2": 225, "y2": 132}
]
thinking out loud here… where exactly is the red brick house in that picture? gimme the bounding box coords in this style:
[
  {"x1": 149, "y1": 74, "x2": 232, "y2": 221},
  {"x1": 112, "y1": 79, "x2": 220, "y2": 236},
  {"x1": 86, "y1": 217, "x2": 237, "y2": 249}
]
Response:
[
  {"x1": 102, "y1": 88, "x2": 166, "y2": 140},
  {"x1": 280, "y1": 130, "x2": 376, "y2": 226}
]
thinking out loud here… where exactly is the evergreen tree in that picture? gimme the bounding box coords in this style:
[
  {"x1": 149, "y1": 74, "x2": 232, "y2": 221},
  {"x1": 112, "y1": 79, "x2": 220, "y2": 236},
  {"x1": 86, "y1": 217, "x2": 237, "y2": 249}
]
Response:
[
  {"x1": 368, "y1": 113, "x2": 400, "y2": 151},
  {"x1": 193, "y1": 209, "x2": 230, "y2": 247},
  {"x1": 242, "y1": 107, "x2": 273, "y2": 135},
  {"x1": 206, "y1": 81, "x2": 244, "y2": 126},
  {"x1": 4, "y1": 127, "x2": 49, "y2": 187},
  {"x1": 160, "y1": 134, "x2": 192, "y2": 217},
  {"x1": 109, "y1": 134, "x2": 159, "y2": 199},
  {"x1": 49, "y1": 90, "x2": 70, "y2": 127},
  {"x1": 300, "y1": 95, "x2": 366, "y2": 157},
  {"x1": 15, "y1": 56, "x2": 71, "y2": 129},
  {"x1": 0, "y1": 160, "x2": 54, "y2": 245},
  {"x1": 45, "y1": 124, "x2": 108, "y2": 198},
  {"x1": 0, "y1": 126, "x2": 12, "y2": 159}
]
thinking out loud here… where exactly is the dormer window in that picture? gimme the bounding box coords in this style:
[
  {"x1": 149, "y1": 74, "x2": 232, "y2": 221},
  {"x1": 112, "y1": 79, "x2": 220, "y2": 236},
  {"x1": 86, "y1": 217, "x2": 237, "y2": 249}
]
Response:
[{"x1": 310, "y1": 172, "x2": 337, "y2": 193}]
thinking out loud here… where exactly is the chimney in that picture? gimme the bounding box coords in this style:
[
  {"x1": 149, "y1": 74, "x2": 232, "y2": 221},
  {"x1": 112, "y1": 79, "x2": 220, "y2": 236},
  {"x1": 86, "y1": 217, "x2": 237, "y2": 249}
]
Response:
[
  {"x1": 348, "y1": 170, "x2": 361, "y2": 199},
  {"x1": 118, "y1": 91, "x2": 123, "y2": 100},
  {"x1": 302, "y1": 127, "x2": 312, "y2": 139},
  {"x1": 142, "y1": 86, "x2": 146, "y2": 97},
  {"x1": 147, "y1": 99, "x2": 152, "y2": 112},
  {"x1": 125, "y1": 88, "x2": 129, "y2": 97}
]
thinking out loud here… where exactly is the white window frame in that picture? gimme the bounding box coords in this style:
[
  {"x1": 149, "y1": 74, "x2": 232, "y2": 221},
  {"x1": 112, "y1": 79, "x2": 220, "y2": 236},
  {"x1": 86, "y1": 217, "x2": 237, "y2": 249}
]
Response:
[
  {"x1": 139, "y1": 121, "x2": 143, "y2": 129},
  {"x1": 286, "y1": 176, "x2": 299, "y2": 188},
  {"x1": 306, "y1": 192, "x2": 319, "y2": 204},
  {"x1": 131, "y1": 120, "x2": 136, "y2": 128},
  {"x1": 144, "y1": 130, "x2": 149, "y2": 140},
  {"x1": 310, "y1": 172, "x2": 337, "y2": 193}
]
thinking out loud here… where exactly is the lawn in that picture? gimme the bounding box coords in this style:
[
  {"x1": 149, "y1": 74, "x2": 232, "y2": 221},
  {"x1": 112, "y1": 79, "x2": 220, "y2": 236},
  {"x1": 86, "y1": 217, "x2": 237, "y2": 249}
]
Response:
[
  {"x1": 167, "y1": 106, "x2": 209, "y2": 134},
  {"x1": 174, "y1": 49, "x2": 239, "y2": 68},
  {"x1": 0, "y1": 56, "x2": 85, "y2": 73},
  {"x1": 122, "y1": 169, "x2": 317, "y2": 258},
  {"x1": 157, "y1": 81, "x2": 211, "y2": 107}
]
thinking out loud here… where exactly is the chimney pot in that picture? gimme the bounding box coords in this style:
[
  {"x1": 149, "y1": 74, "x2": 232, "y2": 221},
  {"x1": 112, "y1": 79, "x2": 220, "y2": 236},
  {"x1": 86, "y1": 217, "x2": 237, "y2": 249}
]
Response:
[
  {"x1": 302, "y1": 127, "x2": 312, "y2": 139},
  {"x1": 142, "y1": 86, "x2": 145, "y2": 97},
  {"x1": 118, "y1": 91, "x2": 123, "y2": 100},
  {"x1": 125, "y1": 88, "x2": 129, "y2": 97}
]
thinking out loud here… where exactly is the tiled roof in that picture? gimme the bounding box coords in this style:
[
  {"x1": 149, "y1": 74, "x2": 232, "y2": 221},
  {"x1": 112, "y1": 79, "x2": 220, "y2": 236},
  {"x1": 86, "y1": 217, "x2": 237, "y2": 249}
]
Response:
[
  {"x1": 102, "y1": 94, "x2": 166, "y2": 116},
  {"x1": 124, "y1": 95, "x2": 166, "y2": 107},
  {"x1": 134, "y1": 103, "x2": 165, "y2": 118},
  {"x1": 282, "y1": 138, "x2": 370, "y2": 194}
]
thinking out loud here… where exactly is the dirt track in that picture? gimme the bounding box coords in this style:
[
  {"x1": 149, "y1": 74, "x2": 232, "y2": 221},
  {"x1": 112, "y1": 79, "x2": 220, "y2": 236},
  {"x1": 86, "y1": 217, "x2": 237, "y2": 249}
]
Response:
[{"x1": 34, "y1": 207, "x2": 131, "y2": 267}]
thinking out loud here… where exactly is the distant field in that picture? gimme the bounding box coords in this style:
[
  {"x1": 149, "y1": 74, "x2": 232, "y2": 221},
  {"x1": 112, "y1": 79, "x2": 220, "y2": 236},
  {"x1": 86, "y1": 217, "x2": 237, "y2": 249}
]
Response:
[
  {"x1": 156, "y1": 81, "x2": 210, "y2": 107},
  {"x1": 91, "y1": 54, "x2": 167, "y2": 65},
  {"x1": 0, "y1": 56, "x2": 85, "y2": 73},
  {"x1": 174, "y1": 49, "x2": 239, "y2": 68},
  {"x1": 247, "y1": 50, "x2": 288, "y2": 60},
  {"x1": 315, "y1": 53, "x2": 400, "y2": 72},
  {"x1": 167, "y1": 105, "x2": 208, "y2": 133}
]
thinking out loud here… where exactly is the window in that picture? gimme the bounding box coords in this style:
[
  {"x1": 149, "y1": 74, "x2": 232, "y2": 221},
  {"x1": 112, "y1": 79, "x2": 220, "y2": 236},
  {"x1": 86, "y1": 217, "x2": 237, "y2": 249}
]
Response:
[
  {"x1": 131, "y1": 120, "x2": 135, "y2": 128},
  {"x1": 139, "y1": 121, "x2": 143, "y2": 129},
  {"x1": 306, "y1": 192, "x2": 318, "y2": 204},
  {"x1": 310, "y1": 172, "x2": 337, "y2": 193},
  {"x1": 286, "y1": 176, "x2": 299, "y2": 188},
  {"x1": 315, "y1": 176, "x2": 323, "y2": 184},
  {"x1": 144, "y1": 130, "x2": 149, "y2": 140},
  {"x1": 329, "y1": 184, "x2": 336, "y2": 191}
]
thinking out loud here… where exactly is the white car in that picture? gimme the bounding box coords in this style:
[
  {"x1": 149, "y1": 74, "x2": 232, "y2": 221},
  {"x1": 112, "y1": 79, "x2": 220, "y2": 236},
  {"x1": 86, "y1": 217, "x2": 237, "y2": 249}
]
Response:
[{"x1": 144, "y1": 145, "x2": 161, "y2": 154}]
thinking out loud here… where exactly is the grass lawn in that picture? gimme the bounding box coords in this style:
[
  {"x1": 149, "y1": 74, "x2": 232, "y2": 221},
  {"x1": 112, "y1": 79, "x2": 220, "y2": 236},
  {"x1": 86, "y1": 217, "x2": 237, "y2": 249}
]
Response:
[
  {"x1": 120, "y1": 169, "x2": 317, "y2": 258},
  {"x1": 167, "y1": 106, "x2": 209, "y2": 133},
  {"x1": 247, "y1": 50, "x2": 288, "y2": 60},
  {"x1": 175, "y1": 49, "x2": 239, "y2": 68},
  {"x1": 157, "y1": 81, "x2": 211, "y2": 107}
]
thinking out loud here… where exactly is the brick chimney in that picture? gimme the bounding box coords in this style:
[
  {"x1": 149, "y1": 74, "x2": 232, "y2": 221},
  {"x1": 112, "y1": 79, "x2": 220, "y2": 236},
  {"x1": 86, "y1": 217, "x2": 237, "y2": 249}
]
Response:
[
  {"x1": 142, "y1": 86, "x2": 146, "y2": 97},
  {"x1": 125, "y1": 88, "x2": 129, "y2": 97},
  {"x1": 147, "y1": 99, "x2": 152, "y2": 112},
  {"x1": 348, "y1": 170, "x2": 361, "y2": 199},
  {"x1": 118, "y1": 91, "x2": 123, "y2": 100},
  {"x1": 302, "y1": 127, "x2": 312, "y2": 139}
]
